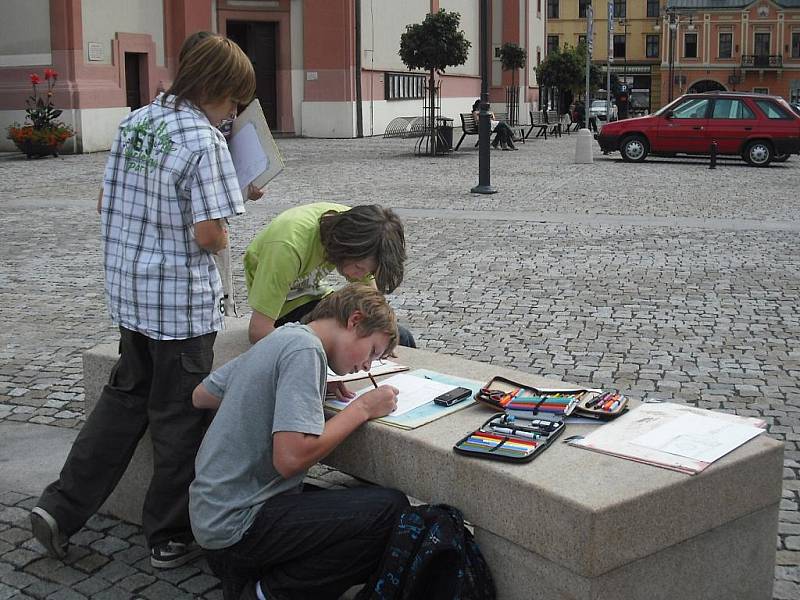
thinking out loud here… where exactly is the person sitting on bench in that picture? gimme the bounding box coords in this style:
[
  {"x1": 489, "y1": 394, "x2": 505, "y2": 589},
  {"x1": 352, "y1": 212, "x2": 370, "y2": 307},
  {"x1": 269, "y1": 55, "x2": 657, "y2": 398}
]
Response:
[{"x1": 471, "y1": 99, "x2": 517, "y2": 150}]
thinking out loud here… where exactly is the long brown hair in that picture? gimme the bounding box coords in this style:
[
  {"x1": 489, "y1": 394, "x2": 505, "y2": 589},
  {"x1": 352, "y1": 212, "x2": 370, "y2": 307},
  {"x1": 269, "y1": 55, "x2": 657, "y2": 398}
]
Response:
[{"x1": 319, "y1": 206, "x2": 406, "y2": 294}]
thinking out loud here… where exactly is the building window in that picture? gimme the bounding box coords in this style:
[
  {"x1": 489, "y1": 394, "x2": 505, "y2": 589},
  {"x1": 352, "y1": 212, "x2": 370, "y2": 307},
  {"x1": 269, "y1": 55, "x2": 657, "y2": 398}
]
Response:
[
  {"x1": 753, "y1": 87, "x2": 769, "y2": 94},
  {"x1": 792, "y1": 32, "x2": 800, "y2": 58},
  {"x1": 578, "y1": 34, "x2": 587, "y2": 47},
  {"x1": 385, "y1": 72, "x2": 425, "y2": 101},
  {"x1": 754, "y1": 32, "x2": 770, "y2": 56},
  {"x1": 613, "y1": 34, "x2": 626, "y2": 59},
  {"x1": 547, "y1": 35, "x2": 560, "y2": 55},
  {"x1": 684, "y1": 32, "x2": 698, "y2": 58},
  {"x1": 719, "y1": 33, "x2": 732, "y2": 59},
  {"x1": 613, "y1": 0, "x2": 626, "y2": 20},
  {"x1": 547, "y1": 0, "x2": 558, "y2": 19},
  {"x1": 579, "y1": 0, "x2": 588, "y2": 19},
  {"x1": 647, "y1": 0, "x2": 659, "y2": 18},
  {"x1": 646, "y1": 35, "x2": 659, "y2": 58}
]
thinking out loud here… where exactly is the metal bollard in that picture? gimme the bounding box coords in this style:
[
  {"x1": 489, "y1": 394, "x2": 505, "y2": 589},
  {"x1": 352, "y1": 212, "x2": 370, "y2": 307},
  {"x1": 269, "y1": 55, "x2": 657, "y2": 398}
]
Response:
[{"x1": 709, "y1": 141, "x2": 718, "y2": 169}]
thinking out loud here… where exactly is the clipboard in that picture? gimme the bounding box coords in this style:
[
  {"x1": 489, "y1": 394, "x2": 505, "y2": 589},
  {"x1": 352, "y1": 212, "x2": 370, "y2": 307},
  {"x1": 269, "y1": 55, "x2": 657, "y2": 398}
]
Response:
[{"x1": 228, "y1": 99, "x2": 284, "y2": 190}]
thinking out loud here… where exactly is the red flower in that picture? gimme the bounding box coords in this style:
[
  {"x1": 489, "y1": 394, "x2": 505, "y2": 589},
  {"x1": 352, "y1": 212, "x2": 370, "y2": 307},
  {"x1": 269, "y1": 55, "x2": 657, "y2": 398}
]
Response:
[
  {"x1": 44, "y1": 68, "x2": 58, "y2": 81},
  {"x1": 29, "y1": 73, "x2": 41, "y2": 85}
]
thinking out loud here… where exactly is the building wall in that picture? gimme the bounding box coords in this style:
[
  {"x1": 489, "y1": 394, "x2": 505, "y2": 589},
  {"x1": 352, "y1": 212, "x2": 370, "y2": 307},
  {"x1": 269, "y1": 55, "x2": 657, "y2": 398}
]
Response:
[
  {"x1": 0, "y1": 0, "x2": 546, "y2": 147},
  {"x1": 0, "y1": 0, "x2": 51, "y2": 67},
  {"x1": 0, "y1": 0, "x2": 210, "y2": 153},
  {"x1": 544, "y1": 0, "x2": 663, "y2": 112},
  {"x1": 658, "y1": 2, "x2": 800, "y2": 107},
  {"x1": 81, "y1": 0, "x2": 165, "y2": 66},
  {"x1": 528, "y1": 0, "x2": 546, "y2": 98},
  {"x1": 361, "y1": 0, "x2": 429, "y2": 73}
]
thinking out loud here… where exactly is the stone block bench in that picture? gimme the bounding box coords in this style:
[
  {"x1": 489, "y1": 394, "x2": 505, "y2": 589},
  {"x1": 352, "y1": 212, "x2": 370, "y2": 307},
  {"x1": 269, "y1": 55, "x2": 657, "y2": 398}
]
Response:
[{"x1": 83, "y1": 318, "x2": 783, "y2": 599}]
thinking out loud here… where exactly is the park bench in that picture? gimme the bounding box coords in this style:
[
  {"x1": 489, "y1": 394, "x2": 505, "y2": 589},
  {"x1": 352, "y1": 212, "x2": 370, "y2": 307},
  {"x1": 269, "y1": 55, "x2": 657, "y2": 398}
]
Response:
[
  {"x1": 454, "y1": 112, "x2": 478, "y2": 150},
  {"x1": 83, "y1": 319, "x2": 782, "y2": 599},
  {"x1": 525, "y1": 110, "x2": 549, "y2": 140},
  {"x1": 455, "y1": 112, "x2": 525, "y2": 151}
]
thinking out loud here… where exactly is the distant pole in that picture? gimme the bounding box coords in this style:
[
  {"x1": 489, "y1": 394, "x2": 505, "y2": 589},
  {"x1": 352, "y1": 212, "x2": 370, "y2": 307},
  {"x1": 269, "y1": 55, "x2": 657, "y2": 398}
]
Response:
[
  {"x1": 668, "y1": 11, "x2": 676, "y2": 102},
  {"x1": 585, "y1": 4, "x2": 593, "y2": 130},
  {"x1": 472, "y1": 0, "x2": 496, "y2": 194},
  {"x1": 607, "y1": 1, "x2": 613, "y2": 122}
]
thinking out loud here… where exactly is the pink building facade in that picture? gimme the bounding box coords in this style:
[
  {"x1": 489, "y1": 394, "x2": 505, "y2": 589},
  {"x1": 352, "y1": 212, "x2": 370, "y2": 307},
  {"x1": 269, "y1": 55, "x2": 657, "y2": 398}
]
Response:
[
  {"x1": 659, "y1": 0, "x2": 800, "y2": 107},
  {"x1": 0, "y1": 0, "x2": 546, "y2": 153}
]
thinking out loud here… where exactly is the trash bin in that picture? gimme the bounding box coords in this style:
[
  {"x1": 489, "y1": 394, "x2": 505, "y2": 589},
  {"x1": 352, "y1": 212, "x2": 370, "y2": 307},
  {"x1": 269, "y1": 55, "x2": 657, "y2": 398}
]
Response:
[{"x1": 435, "y1": 117, "x2": 454, "y2": 153}]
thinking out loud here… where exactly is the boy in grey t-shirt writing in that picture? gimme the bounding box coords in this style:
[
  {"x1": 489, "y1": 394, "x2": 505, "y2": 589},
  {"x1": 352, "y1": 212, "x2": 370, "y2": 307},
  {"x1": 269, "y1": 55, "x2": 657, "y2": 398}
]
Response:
[{"x1": 189, "y1": 283, "x2": 409, "y2": 600}]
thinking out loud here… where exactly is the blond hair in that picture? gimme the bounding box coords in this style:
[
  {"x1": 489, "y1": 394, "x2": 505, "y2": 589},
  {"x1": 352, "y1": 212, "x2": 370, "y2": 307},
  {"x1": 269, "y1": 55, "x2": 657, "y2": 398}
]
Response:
[
  {"x1": 165, "y1": 36, "x2": 255, "y2": 109},
  {"x1": 308, "y1": 284, "x2": 399, "y2": 355}
]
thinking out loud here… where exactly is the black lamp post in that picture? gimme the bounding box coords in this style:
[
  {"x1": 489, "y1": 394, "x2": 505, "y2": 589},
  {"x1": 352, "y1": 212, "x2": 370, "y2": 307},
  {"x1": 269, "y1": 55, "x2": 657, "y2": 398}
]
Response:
[{"x1": 471, "y1": 0, "x2": 496, "y2": 194}]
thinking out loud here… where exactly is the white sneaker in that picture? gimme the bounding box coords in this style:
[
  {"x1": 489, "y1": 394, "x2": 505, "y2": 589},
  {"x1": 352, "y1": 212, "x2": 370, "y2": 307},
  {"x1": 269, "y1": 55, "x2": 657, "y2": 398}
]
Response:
[{"x1": 30, "y1": 506, "x2": 68, "y2": 559}]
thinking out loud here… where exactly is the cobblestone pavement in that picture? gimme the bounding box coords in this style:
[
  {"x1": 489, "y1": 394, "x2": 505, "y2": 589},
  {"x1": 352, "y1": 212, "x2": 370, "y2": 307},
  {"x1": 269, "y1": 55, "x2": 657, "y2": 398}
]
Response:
[{"x1": 1, "y1": 135, "x2": 799, "y2": 598}]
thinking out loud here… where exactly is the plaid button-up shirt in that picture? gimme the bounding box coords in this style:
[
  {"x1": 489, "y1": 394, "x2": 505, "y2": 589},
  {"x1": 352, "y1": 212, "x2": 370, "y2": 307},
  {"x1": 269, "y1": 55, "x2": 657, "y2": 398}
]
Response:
[{"x1": 100, "y1": 95, "x2": 244, "y2": 340}]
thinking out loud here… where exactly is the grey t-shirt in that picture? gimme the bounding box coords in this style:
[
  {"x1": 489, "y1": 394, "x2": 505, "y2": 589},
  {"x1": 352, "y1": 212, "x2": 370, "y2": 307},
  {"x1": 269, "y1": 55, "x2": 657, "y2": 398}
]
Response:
[{"x1": 189, "y1": 323, "x2": 327, "y2": 549}]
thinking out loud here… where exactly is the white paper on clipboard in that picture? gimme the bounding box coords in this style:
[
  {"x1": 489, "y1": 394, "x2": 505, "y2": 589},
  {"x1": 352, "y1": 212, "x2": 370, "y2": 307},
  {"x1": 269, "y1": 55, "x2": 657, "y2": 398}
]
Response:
[{"x1": 228, "y1": 99, "x2": 284, "y2": 190}]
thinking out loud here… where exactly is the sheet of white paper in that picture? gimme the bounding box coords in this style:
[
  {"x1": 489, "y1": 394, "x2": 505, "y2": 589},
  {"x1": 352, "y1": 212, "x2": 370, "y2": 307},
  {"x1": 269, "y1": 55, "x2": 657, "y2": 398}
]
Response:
[
  {"x1": 229, "y1": 122, "x2": 268, "y2": 188},
  {"x1": 630, "y1": 414, "x2": 763, "y2": 463},
  {"x1": 326, "y1": 373, "x2": 456, "y2": 417},
  {"x1": 326, "y1": 360, "x2": 408, "y2": 383}
]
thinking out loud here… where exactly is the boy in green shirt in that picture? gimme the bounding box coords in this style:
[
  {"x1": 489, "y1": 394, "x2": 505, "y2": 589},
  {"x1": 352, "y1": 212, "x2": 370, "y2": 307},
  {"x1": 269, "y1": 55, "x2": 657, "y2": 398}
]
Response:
[{"x1": 244, "y1": 203, "x2": 415, "y2": 353}]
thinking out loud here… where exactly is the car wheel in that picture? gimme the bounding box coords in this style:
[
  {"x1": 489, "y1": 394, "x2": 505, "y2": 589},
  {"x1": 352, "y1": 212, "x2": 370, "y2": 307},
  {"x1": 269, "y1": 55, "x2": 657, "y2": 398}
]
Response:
[
  {"x1": 744, "y1": 140, "x2": 773, "y2": 167},
  {"x1": 773, "y1": 153, "x2": 790, "y2": 163},
  {"x1": 620, "y1": 135, "x2": 648, "y2": 162}
]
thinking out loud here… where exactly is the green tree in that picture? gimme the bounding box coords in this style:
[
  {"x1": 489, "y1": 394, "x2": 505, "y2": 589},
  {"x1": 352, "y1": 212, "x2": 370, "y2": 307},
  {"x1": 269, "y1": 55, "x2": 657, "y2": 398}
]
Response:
[
  {"x1": 535, "y1": 43, "x2": 602, "y2": 111},
  {"x1": 399, "y1": 10, "x2": 471, "y2": 154},
  {"x1": 499, "y1": 42, "x2": 526, "y2": 90}
]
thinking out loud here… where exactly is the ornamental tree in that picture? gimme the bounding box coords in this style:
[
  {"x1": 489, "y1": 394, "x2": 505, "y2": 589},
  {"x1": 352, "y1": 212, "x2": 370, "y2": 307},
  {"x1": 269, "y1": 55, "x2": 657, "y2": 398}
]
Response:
[
  {"x1": 399, "y1": 9, "x2": 471, "y2": 154},
  {"x1": 499, "y1": 42, "x2": 526, "y2": 90},
  {"x1": 535, "y1": 43, "x2": 602, "y2": 112}
]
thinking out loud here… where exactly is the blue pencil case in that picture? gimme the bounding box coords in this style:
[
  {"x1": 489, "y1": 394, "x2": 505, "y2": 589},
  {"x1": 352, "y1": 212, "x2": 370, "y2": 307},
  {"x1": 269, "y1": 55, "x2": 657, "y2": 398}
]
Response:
[{"x1": 453, "y1": 412, "x2": 565, "y2": 463}]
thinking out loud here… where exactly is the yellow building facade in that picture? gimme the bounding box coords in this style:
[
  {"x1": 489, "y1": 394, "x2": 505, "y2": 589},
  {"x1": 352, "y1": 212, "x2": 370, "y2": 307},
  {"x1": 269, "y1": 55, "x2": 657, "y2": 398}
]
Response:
[{"x1": 544, "y1": 0, "x2": 664, "y2": 112}]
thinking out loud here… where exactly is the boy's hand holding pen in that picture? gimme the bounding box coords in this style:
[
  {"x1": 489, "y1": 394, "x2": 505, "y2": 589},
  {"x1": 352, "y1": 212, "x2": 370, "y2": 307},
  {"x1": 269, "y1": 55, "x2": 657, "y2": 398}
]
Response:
[{"x1": 356, "y1": 372, "x2": 399, "y2": 419}]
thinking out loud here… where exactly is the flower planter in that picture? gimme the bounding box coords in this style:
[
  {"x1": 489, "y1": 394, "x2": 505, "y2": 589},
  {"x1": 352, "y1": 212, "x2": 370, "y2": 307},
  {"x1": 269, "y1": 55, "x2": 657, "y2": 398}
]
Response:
[{"x1": 13, "y1": 138, "x2": 64, "y2": 159}]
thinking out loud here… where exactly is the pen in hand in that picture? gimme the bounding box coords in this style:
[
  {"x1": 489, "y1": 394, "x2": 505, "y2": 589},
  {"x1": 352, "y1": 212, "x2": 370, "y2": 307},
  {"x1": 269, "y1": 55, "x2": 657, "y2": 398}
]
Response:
[{"x1": 368, "y1": 373, "x2": 378, "y2": 389}]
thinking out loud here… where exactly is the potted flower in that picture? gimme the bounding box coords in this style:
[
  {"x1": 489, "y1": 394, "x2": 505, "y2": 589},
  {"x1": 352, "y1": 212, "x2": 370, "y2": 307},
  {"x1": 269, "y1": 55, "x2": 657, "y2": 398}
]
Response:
[{"x1": 6, "y1": 69, "x2": 75, "y2": 158}]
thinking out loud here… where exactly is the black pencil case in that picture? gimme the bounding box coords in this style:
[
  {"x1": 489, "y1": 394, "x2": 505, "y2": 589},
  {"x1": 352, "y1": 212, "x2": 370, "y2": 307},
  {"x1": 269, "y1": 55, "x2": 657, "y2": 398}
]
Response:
[{"x1": 453, "y1": 412, "x2": 565, "y2": 463}]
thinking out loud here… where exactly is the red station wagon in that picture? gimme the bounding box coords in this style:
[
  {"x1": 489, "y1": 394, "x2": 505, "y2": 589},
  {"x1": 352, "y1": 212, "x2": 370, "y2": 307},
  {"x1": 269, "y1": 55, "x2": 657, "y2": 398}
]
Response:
[{"x1": 596, "y1": 92, "x2": 800, "y2": 167}]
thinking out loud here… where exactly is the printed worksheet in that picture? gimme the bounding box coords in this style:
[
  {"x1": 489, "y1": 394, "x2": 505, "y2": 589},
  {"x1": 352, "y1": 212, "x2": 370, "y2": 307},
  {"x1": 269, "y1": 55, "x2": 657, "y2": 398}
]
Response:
[
  {"x1": 327, "y1": 373, "x2": 455, "y2": 416},
  {"x1": 630, "y1": 414, "x2": 763, "y2": 463}
]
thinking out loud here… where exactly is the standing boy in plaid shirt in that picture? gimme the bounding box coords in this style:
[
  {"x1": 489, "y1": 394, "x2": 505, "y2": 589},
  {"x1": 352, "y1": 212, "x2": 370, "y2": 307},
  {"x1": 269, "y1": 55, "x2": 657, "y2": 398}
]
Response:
[{"x1": 31, "y1": 36, "x2": 256, "y2": 569}]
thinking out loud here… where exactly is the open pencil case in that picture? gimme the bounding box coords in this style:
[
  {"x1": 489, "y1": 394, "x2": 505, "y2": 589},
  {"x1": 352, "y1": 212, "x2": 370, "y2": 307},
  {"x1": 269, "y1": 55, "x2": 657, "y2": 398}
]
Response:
[
  {"x1": 453, "y1": 412, "x2": 565, "y2": 462},
  {"x1": 573, "y1": 390, "x2": 628, "y2": 420},
  {"x1": 475, "y1": 376, "x2": 628, "y2": 420}
]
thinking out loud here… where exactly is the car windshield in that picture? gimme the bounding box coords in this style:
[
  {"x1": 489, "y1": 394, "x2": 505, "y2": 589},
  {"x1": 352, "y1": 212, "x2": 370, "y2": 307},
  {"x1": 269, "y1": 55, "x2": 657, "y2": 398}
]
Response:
[{"x1": 591, "y1": 101, "x2": 606, "y2": 108}]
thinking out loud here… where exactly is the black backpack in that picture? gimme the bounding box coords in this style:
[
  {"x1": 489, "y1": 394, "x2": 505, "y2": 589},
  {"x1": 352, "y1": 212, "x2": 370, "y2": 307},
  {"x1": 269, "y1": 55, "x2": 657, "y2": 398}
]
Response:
[{"x1": 356, "y1": 504, "x2": 496, "y2": 600}]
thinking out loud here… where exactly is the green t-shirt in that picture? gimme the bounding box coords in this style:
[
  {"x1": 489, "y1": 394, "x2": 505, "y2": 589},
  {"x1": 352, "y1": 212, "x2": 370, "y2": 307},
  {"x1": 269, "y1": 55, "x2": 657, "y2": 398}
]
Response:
[{"x1": 244, "y1": 202, "x2": 349, "y2": 320}]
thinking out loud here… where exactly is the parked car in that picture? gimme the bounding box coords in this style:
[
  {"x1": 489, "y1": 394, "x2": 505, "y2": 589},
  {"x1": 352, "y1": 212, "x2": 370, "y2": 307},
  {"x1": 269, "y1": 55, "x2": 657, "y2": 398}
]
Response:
[
  {"x1": 590, "y1": 99, "x2": 617, "y2": 121},
  {"x1": 596, "y1": 92, "x2": 800, "y2": 167}
]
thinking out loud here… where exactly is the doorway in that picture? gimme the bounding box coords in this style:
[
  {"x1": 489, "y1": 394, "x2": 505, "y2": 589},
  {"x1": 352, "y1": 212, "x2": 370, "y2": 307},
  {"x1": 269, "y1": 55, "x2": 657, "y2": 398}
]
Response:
[
  {"x1": 687, "y1": 79, "x2": 727, "y2": 94},
  {"x1": 124, "y1": 52, "x2": 144, "y2": 110},
  {"x1": 226, "y1": 21, "x2": 278, "y2": 129}
]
